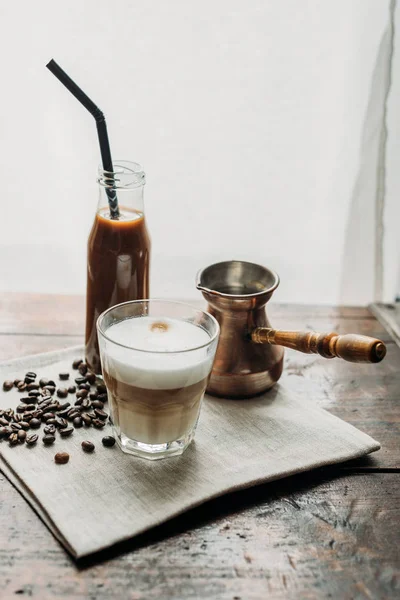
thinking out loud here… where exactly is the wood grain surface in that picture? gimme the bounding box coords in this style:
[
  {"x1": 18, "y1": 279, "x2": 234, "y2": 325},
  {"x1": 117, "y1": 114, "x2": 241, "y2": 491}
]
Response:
[{"x1": 0, "y1": 293, "x2": 399, "y2": 599}]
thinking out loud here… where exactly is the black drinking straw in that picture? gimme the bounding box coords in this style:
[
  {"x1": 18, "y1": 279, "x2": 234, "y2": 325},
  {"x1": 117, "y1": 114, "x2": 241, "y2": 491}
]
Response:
[{"x1": 46, "y1": 59, "x2": 120, "y2": 219}]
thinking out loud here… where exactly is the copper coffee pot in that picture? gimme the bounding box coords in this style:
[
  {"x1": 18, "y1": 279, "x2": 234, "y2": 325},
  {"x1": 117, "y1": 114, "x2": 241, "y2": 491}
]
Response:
[{"x1": 196, "y1": 260, "x2": 386, "y2": 398}]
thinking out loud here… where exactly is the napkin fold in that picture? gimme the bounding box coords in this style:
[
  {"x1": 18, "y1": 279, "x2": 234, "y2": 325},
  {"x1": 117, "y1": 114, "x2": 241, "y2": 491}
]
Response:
[{"x1": 0, "y1": 346, "x2": 379, "y2": 558}]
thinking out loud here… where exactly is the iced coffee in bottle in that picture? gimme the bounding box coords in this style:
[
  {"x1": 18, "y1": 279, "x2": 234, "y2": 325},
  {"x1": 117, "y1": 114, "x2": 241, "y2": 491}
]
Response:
[{"x1": 85, "y1": 161, "x2": 150, "y2": 374}]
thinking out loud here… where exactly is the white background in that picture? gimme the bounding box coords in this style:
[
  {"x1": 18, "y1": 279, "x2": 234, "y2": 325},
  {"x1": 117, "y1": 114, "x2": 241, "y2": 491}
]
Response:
[{"x1": 0, "y1": 0, "x2": 399, "y2": 304}]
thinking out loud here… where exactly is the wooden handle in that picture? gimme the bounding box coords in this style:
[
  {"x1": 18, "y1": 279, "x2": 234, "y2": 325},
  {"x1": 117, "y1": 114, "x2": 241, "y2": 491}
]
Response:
[{"x1": 251, "y1": 328, "x2": 386, "y2": 363}]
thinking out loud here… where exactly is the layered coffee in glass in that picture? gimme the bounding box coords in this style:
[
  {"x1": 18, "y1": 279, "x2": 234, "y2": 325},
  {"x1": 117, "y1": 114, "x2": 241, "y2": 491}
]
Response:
[{"x1": 97, "y1": 300, "x2": 219, "y2": 459}]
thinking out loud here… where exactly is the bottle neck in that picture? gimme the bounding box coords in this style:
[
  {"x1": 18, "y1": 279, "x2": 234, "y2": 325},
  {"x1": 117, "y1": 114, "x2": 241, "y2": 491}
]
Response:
[{"x1": 97, "y1": 184, "x2": 145, "y2": 217}]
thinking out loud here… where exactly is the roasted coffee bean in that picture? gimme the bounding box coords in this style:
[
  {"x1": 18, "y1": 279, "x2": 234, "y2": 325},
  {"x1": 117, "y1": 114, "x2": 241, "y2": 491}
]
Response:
[
  {"x1": 28, "y1": 390, "x2": 41, "y2": 397},
  {"x1": 68, "y1": 410, "x2": 81, "y2": 421},
  {"x1": 76, "y1": 389, "x2": 88, "y2": 399},
  {"x1": 26, "y1": 433, "x2": 38, "y2": 446},
  {"x1": 39, "y1": 377, "x2": 50, "y2": 387},
  {"x1": 92, "y1": 418, "x2": 106, "y2": 429},
  {"x1": 28, "y1": 410, "x2": 42, "y2": 420},
  {"x1": 24, "y1": 376, "x2": 35, "y2": 385},
  {"x1": 42, "y1": 403, "x2": 58, "y2": 414},
  {"x1": 42, "y1": 412, "x2": 56, "y2": 422},
  {"x1": 14, "y1": 378, "x2": 22, "y2": 386},
  {"x1": 19, "y1": 421, "x2": 30, "y2": 430},
  {"x1": 97, "y1": 393, "x2": 108, "y2": 402},
  {"x1": 73, "y1": 416, "x2": 82, "y2": 428},
  {"x1": 58, "y1": 408, "x2": 71, "y2": 418},
  {"x1": 1, "y1": 426, "x2": 12, "y2": 439},
  {"x1": 78, "y1": 383, "x2": 91, "y2": 391},
  {"x1": 91, "y1": 400, "x2": 104, "y2": 410},
  {"x1": 59, "y1": 372, "x2": 70, "y2": 381},
  {"x1": 0, "y1": 427, "x2": 8, "y2": 439},
  {"x1": 86, "y1": 412, "x2": 97, "y2": 419},
  {"x1": 25, "y1": 371, "x2": 37, "y2": 379},
  {"x1": 3, "y1": 380, "x2": 14, "y2": 391},
  {"x1": 17, "y1": 382, "x2": 27, "y2": 391},
  {"x1": 60, "y1": 426, "x2": 74, "y2": 438},
  {"x1": 58, "y1": 402, "x2": 71, "y2": 411},
  {"x1": 55, "y1": 452, "x2": 70, "y2": 464},
  {"x1": 13, "y1": 414, "x2": 22, "y2": 423},
  {"x1": 43, "y1": 385, "x2": 56, "y2": 395},
  {"x1": 68, "y1": 385, "x2": 76, "y2": 394},
  {"x1": 43, "y1": 434, "x2": 55, "y2": 445},
  {"x1": 72, "y1": 358, "x2": 83, "y2": 370},
  {"x1": 55, "y1": 417, "x2": 68, "y2": 429},
  {"x1": 11, "y1": 423, "x2": 22, "y2": 431},
  {"x1": 81, "y1": 398, "x2": 91, "y2": 409},
  {"x1": 44, "y1": 424, "x2": 56, "y2": 435},
  {"x1": 74, "y1": 397, "x2": 83, "y2": 406},
  {"x1": 96, "y1": 384, "x2": 107, "y2": 394},
  {"x1": 16, "y1": 404, "x2": 28, "y2": 413},
  {"x1": 9, "y1": 433, "x2": 19, "y2": 446},
  {"x1": 81, "y1": 414, "x2": 92, "y2": 427},
  {"x1": 82, "y1": 440, "x2": 95, "y2": 452},
  {"x1": 24, "y1": 404, "x2": 37, "y2": 413},
  {"x1": 46, "y1": 418, "x2": 57, "y2": 425},
  {"x1": 18, "y1": 430, "x2": 26, "y2": 443},
  {"x1": 29, "y1": 418, "x2": 41, "y2": 429},
  {"x1": 78, "y1": 362, "x2": 88, "y2": 375},
  {"x1": 102, "y1": 436, "x2": 116, "y2": 447},
  {"x1": 26, "y1": 382, "x2": 39, "y2": 391},
  {"x1": 20, "y1": 396, "x2": 36, "y2": 405},
  {"x1": 89, "y1": 391, "x2": 98, "y2": 400},
  {"x1": 57, "y1": 387, "x2": 69, "y2": 399},
  {"x1": 38, "y1": 396, "x2": 52, "y2": 407},
  {"x1": 0, "y1": 417, "x2": 9, "y2": 427},
  {"x1": 74, "y1": 376, "x2": 86, "y2": 385},
  {"x1": 94, "y1": 408, "x2": 108, "y2": 421},
  {"x1": 86, "y1": 372, "x2": 96, "y2": 385}
]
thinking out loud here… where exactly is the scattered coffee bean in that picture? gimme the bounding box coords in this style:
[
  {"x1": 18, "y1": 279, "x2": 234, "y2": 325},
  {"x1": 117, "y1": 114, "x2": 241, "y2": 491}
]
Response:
[
  {"x1": 73, "y1": 416, "x2": 83, "y2": 428},
  {"x1": 17, "y1": 382, "x2": 27, "y2": 391},
  {"x1": 28, "y1": 390, "x2": 41, "y2": 397},
  {"x1": 44, "y1": 424, "x2": 56, "y2": 435},
  {"x1": 96, "y1": 384, "x2": 107, "y2": 394},
  {"x1": 1, "y1": 426, "x2": 12, "y2": 439},
  {"x1": 97, "y1": 393, "x2": 108, "y2": 402},
  {"x1": 16, "y1": 404, "x2": 28, "y2": 413},
  {"x1": 11, "y1": 423, "x2": 22, "y2": 431},
  {"x1": 102, "y1": 436, "x2": 116, "y2": 447},
  {"x1": 5, "y1": 408, "x2": 14, "y2": 419},
  {"x1": 42, "y1": 403, "x2": 58, "y2": 414},
  {"x1": 24, "y1": 404, "x2": 37, "y2": 413},
  {"x1": 14, "y1": 378, "x2": 22, "y2": 387},
  {"x1": 18, "y1": 430, "x2": 26, "y2": 443},
  {"x1": 43, "y1": 385, "x2": 56, "y2": 395},
  {"x1": 20, "y1": 396, "x2": 36, "y2": 405},
  {"x1": 78, "y1": 383, "x2": 91, "y2": 391},
  {"x1": 86, "y1": 372, "x2": 96, "y2": 385},
  {"x1": 24, "y1": 376, "x2": 35, "y2": 385},
  {"x1": 58, "y1": 401, "x2": 71, "y2": 411},
  {"x1": 59, "y1": 372, "x2": 70, "y2": 381},
  {"x1": 9, "y1": 433, "x2": 19, "y2": 446},
  {"x1": 38, "y1": 397, "x2": 52, "y2": 407},
  {"x1": 89, "y1": 391, "x2": 98, "y2": 400},
  {"x1": 60, "y1": 427, "x2": 73, "y2": 438},
  {"x1": 94, "y1": 408, "x2": 108, "y2": 421},
  {"x1": 78, "y1": 362, "x2": 88, "y2": 375},
  {"x1": 68, "y1": 410, "x2": 81, "y2": 421},
  {"x1": 55, "y1": 417, "x2": 68, "y2": 429},
  {"x1": 81, "y1": 398, "x2": 91, "y2": 409},
  {"x1": 76, "y1": 389, "x2": 88, "y2": 399},
  {"x1": 57, "y1": 387, "x2": 69, "y2": 399},
  {"x1": 74, "y1": 376, "x2": 86, "y2": 385},
  {"x1": 30, "y1": 418, "x2": 41, "y2": 429},
  {"x1": 43, "y1": 434, "x2": 55, "y2": 445},
  {"x1": 91, "y1": 400, "x2": 104, "y2": 410},
  {"x1": 26, "y1": 383, "x2": 39, "y2": 391},
  {"x1": 26, "y1": 433, "x2": 38, "y2": 446},
  {"x1": 92, "y1": 418, "x2": 106, "y2": 429},
  {"x1": 72, "y1": 358, "x2": 83, "y2": 369},
  {"x1": 25, "y1": 372, "x2": 37, "y2": 379},
  {"x1": 19, "y1": 421, "x2": 30, "y2": 431},
  {"x1": 82, "y1": 440, "x2": 95, "y2": 452},
  {"x1": 48, "y1": 380, "x2": 56, "y2": 387},
  {"x1": 58, "y1": 408, "x2": 71, "y2": 418},
  {"x1": 46, "y1": 418, "x2": 57, "y2": 425},
  {"x1": 74, "y1": 398, "x2": 83, "y2": 406},
  {"x1": 68, "y1": 385, "x2": 76, "y2": 394},
  {"x1": 39, "y1": 377, "x2": 50, "y2": 387},
  {"x1": 42, "y1": 412, "x2": 56, "y2": 422},
  {"x1": 55, "y1": 452, "x2": 70, "y2": 464},
  {"x1": 0, "y1": 417, "x2": 9, "y2": 427},
  {"x1": 3, "y1": 380, "x2": 14, "y2": 391},
  {"x1": 81, "y1": 414, "x2": 92, "y2": 427}
]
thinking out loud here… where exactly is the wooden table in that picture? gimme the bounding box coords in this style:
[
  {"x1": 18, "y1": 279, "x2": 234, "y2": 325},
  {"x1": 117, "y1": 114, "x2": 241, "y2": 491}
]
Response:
[{"x1": 0, "y1": 294, "x2": 399, "y2": 599}]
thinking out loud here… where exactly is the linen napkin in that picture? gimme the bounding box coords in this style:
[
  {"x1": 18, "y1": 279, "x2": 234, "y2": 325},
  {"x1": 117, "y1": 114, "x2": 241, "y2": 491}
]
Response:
[{"x1": 0, "y1": 346, "x2": 379, "y2": 559}]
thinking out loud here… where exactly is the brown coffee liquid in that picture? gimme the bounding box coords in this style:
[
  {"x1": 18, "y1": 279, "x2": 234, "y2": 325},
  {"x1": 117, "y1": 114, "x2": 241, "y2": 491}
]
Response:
[
  {"x1": 85, "y1": 207, "x2": 150, "y2": 373},
  {"x1": 103, "y1": 370, "x2": 207, "y2": 445}
]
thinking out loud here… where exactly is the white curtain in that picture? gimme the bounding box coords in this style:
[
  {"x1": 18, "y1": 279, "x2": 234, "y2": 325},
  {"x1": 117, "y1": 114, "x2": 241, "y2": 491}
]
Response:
[{"x1": 0, "y1": 0, "x2": 398, "y2": 305}]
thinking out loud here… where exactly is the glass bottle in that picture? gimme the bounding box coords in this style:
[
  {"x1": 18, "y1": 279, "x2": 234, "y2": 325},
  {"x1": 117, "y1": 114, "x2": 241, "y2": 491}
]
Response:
[{"x1": 85, "y1": 161, "x2": 151, "y2": 374}]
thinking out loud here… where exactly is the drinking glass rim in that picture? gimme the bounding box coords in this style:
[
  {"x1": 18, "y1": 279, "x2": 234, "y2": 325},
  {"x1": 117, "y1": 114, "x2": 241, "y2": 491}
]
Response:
[{"x1": 96, "y1": 299, "x2": 220, "y2": 354}]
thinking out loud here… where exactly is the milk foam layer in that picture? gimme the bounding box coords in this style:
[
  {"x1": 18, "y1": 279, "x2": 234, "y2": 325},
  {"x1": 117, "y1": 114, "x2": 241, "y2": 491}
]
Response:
[{"x1": 103, "y1": 317, "x2": 213, "y2": 390}]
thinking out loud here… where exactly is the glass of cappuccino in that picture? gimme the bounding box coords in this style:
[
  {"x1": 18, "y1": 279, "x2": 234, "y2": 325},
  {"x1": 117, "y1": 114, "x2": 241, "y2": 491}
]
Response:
[{"x1": 97, "y1": 300, "x2": 219, "y2": 459}]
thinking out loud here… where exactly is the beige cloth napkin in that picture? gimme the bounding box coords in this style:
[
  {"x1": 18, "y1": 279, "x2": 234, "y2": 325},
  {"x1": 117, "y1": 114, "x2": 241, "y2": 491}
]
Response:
[{"x1": 0, "y1": 346, "x2": 379, "y2": 559}]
